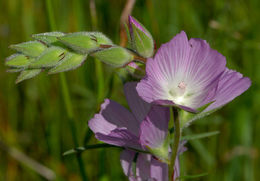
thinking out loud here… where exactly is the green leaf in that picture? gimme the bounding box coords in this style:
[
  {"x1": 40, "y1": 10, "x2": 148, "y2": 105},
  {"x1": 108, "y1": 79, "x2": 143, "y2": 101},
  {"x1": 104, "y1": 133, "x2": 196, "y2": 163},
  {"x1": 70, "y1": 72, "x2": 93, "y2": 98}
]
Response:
[
  {"x1": 48, "y1": 52, "x2": 87, "y2": 74},
  {"x1": 92, "y1": 46, "x2": 134, "y2": 67},
  {"x1": 177, "y1": 173, "x2": 208, "y2": 180},
  {"x1": 29, "y1": 46, "x2": 66, "y2": 68},
  {"x1": 180, "y1": 102, "x2": 215, "y2": 128},
  {"x1": 16, "y1": 69, "x2": 42, "y2": 84},
  {"x1": 184, "y1": 128, "x2": 215, "y2": 166},
  {"x1": 9, "y1": 41, "x2": 46, "y2": 57},
  {"x1": 58, "y1": 32, "x2": 113, "y2": 54},
  {"x1": 197, "y1": 101, "x2": 215, "y2": 113},
  {"x1": 32, "y1": 32, "x2": 65, "y2": 45},
  {"x1": 5, "y1": 54, "x2": 34, "y2": 68},
  {"x1": 181, "y1": 131, "x2": 220, "y2": 141}
]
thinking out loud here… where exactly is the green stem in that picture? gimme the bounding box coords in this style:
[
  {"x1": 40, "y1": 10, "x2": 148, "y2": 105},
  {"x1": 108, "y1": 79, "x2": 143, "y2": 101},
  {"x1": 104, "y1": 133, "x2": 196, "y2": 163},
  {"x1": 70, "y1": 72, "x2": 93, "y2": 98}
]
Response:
[
  {"x1": 95, "y1": 60, "x2": 105, "y2": 103},
  {"x1": 45, "y1": 1, "x2": 88, "y2": 180},
  {"x1": 63, "y1": 144, "x2": 150, "y2": 156},
  {"x1": 60, "y1": 74, "x2": 88, "y2": 181},
  {"x1": 64, "y1": 144, "x2": 119, "y2": 156},
  {"x1": 46, "y1": 0, "x2": 57, "y2": 30},
  {"x1": 90, "y1": 0, "x2": 105, "y2": 104},
  {"x1": 169, "y1": 108, "x2": 181, "y2": 181}
]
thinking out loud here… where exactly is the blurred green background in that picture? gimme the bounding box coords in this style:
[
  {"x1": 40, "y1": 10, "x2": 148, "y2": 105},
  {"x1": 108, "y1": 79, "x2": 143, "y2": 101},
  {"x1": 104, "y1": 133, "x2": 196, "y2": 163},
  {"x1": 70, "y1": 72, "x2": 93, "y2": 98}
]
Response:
[{"x1": 0, "y1": 0, "x2": 259, "y2": 180}]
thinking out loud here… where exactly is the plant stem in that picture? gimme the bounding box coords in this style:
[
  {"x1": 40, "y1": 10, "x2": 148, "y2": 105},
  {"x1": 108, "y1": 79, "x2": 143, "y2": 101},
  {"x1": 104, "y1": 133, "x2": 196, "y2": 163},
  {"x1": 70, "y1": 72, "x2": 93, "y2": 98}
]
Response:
[
  {"x1": 60, "y1": 71, "x2": 88, "y2": 181},
  {"x1": 90, "y1": 0, "x2": 105, "y2": 104},
  {"x1": 46, "y1": 0, "x2": 57, "y2": 30},
  {"x1": 45, "y1": 0, "x2": 88, "y2": 180},
  {"x1": 169, "y1": 108, "x2": 181, "y2": 181}
]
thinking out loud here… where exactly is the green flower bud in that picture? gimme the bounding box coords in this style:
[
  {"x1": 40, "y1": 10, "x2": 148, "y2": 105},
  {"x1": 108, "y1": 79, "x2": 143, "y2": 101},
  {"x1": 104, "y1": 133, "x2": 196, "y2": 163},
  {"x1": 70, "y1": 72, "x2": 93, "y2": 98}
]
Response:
[
  {"x1": 58, "y1": 32, "x2": 113, "y2": 54},
  {"x1": 9, "y1": 41, "x2": 46, "y2": 57},
  {"x1": 16, "y1": 69, "x2": 42, "y2": 84},
  {"x1": 32, "y1": 32, "x2": 65, "y2": 45},
  {"x1": 126, "y1": 62, "x2": 145, "y2": 78},
  {"x1": 128, "y1": 16, "x2": 154, "y2": 58},
  {"x1": 92, "y1": 46, "x2": 134, "y2": 67},
  {"x1": 5, "y1": 54, "x2": 34, "y2": 68},
  {"x1": 48, "y1": 52, "x2": 87, "y2": 74},
  {"x1": 29, "y1": 46, "x2": 66, "y2": 68}
]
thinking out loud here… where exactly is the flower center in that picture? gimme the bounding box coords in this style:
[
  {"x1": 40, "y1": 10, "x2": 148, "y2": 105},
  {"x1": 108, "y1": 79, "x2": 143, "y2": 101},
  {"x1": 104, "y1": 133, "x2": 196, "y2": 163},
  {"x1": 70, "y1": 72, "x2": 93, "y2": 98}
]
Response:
[
  {"x1": 178, "y1": 81, "x2": 186, "y2": 93},
  {"x1": 169, "y1": 81, "x2": 187, "y2": 104}
]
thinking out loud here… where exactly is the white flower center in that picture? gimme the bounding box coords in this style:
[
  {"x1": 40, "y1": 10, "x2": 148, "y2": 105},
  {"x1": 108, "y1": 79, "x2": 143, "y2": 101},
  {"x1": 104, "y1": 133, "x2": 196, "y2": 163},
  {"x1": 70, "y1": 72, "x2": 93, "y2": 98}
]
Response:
[
  {"x1": 169, "y1": 81, "x2": 187, "y2": 105},
  {"x1": 178, "y1": 82, "x2": 186, "y2": 93}
]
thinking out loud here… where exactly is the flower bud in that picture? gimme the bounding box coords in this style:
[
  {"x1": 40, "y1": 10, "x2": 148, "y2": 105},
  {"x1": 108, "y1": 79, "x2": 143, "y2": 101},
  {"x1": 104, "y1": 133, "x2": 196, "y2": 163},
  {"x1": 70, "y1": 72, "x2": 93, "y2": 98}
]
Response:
[
  {"x1": 48, "y1": 52, "x2": 87, "y2": 74},
  {"x1": 5, "y1": 54, "x2": 34, "y2": 68},
  {"x1": 92, "y1": 46, "x2": 134, "y2": 67},
  {"x1": 126, "y1": 62, "x2": 145, "y2": 78},
  {"x1": 58, "y1": 32, "x2": 113, "y2": 54},
  {"x1": 128, "y1": 16, "x2": 154, "y2": 58},
  {"x1": 29, "y1": 46, "x2": 66, "y2": 68},
  {"x1": 32, "y1": 32, "x2": 65, "y2": 45},
  {"x1": 16, "y1": 69, "x2": 42, "y2": 84},
  {"x1": 9, "y1": 41, "x2": 46, "y2": 57}
]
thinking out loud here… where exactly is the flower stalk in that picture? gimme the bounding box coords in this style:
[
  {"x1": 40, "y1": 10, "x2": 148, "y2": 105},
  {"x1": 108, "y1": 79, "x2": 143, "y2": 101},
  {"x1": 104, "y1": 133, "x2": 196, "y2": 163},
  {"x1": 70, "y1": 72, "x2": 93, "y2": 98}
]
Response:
[
  {"x1": 60, "y1": 74, "x2": 88, "y2": 181},
  {"x1": 133, "y1": 55, "x2": 147, "y2": 63},
  {"x1": 169, "y1": 107, "x2": 181, "y2": 181}
]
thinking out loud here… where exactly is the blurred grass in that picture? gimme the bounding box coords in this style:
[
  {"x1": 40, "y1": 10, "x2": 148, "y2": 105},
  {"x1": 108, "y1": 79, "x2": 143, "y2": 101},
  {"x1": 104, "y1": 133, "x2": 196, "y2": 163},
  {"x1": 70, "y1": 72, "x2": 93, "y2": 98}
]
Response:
[{"x1": 0, "y1": 0, "x2": 259, "y2": 181}]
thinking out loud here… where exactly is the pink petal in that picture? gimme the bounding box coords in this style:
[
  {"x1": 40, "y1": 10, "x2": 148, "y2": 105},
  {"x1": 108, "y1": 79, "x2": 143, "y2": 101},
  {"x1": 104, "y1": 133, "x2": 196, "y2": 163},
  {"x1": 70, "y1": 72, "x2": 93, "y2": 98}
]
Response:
[
  {"x1": 124, "y1": 82, "x2": 151, "y2": 121},
  {"x1": 150, "y1": 157, "x2": 168, "y2": 181},
  {"x1": 120, "y1": 149, "x2": 136, "y2": 177},
  {"x1": 140, "y1": 106, "x2": 170, "y2": 149},
  {"x1": 96, "y1": 128, "x2": 141, "y2": 149},
  {"x1": 204, "y1": 68, "x2": 251, "y2": 112},
  {"x1": 88, "y1": 99, "x2": 140, "y2": 136}
]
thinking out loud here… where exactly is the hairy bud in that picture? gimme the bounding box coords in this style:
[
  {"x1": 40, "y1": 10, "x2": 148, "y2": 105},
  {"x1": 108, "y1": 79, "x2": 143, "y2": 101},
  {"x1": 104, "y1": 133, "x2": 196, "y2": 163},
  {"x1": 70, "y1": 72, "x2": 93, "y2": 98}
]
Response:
[
  {"x1": 126, "y1": 62, "x2": 145, "y2": 78},
  {"x1": 29, "y1": 46, "x2": 66, "y2": 68},
  {"x1": 16, "y1": 69, "x2": 42, "y2": 84},
  {"x1": 128, "y1": 16, "x2": 154, "y2": 58},
  {"x1": 32, "y1": 32, "x2": 65, "y2": 45},
  {"x1": 92, "y1": 46, "x2": 134, "y2": 67},
  {"x1": 9, "y1": 41, "x2": 46, "y2": 57},
  {"x1": 49, "y1": 52, "x2": 87, "y2": 74},
  {"x1": 58, "y1": 32, "x2": 113, "y2": 54},
  {"x1": 5, "y1": 54, "x2": 34, "y2": 68}
]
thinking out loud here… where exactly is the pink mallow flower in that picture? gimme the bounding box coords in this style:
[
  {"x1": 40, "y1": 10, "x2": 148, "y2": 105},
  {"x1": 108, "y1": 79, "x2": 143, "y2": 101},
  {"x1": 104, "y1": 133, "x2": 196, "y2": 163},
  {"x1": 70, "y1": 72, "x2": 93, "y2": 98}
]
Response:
[
  {"x1": 88, "y1": 82, "x2": 186, "y2": 181},
  {"x1": 136, "y1": 31, "x2": 251, "y2": 113}
]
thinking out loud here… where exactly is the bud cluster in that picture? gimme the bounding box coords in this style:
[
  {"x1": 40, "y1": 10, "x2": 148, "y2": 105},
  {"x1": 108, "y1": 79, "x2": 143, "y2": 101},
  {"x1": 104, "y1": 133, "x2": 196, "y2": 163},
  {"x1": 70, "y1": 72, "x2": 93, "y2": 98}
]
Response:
[{"x1": 5, "y1": 16, "x2": 155, "y2": 83}]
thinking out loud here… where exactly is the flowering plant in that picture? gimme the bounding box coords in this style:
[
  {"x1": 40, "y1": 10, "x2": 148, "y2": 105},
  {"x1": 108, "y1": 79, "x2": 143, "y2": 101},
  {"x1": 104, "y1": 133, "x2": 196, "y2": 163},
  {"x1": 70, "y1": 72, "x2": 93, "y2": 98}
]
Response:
[{"x1": 5, "y1": 13, "x2": 251, "y2": 181}]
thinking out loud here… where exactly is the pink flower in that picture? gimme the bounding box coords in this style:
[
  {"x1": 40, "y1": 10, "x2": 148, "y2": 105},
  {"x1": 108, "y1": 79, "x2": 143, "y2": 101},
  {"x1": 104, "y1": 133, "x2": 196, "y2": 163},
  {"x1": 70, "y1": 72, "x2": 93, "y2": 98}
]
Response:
[
  {"x1": 136, "y1": 31, "x2": 251, "y2": 113},
  {"x1": 89, "y1": 82, "x2": 185, "y2": 180}
]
